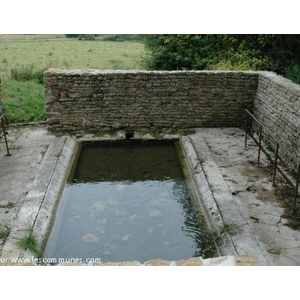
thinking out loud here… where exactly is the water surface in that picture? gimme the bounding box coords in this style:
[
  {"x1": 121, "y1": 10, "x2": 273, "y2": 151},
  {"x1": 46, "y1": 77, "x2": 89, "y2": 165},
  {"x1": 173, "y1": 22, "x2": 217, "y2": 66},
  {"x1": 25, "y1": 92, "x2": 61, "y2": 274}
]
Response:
[{"x1": 44, "y1": 140, "x2": 216, "y2": 262}]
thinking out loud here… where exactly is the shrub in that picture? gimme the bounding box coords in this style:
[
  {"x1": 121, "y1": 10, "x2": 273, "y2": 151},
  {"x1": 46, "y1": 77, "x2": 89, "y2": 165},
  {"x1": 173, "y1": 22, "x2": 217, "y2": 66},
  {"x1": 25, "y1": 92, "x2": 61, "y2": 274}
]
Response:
[
  {"x1": 65, "y1": 34, "x2": 81, "y2": 38},
  {"x1": 208, "y1": 50, "x2": 270, "y2": 71},
  {"x1": 103, "y1": 34, "x2": 141, "y2": 42},
  {"x1": 284, "y1": 64, "x2": 300, "y2": 84},
  {"x1": 11, "y1": 64, "x2": 46, "y2": 84},
  {"x1": 142, "y1": 34, "x2": 300, "y2": 78},
  {"x1": 65, "y1": 34, "x2": 99, "y2": 40},
  {"x1": 79, "y1": 34, "x2": 96, "y2": 41}
]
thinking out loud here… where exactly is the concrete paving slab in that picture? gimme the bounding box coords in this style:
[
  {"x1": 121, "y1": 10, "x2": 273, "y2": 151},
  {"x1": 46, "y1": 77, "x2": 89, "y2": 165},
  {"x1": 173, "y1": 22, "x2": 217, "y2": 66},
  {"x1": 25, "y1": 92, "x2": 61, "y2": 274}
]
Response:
[
  {"x1": 189, "y1": 128, "x2": 300, "y2": 265},
  {"x1": 2, "y1": 125, "x2": 298, "y2": 266},
  {"x1": 0, "y1": 127, "x2": 56, "y2": 255}
]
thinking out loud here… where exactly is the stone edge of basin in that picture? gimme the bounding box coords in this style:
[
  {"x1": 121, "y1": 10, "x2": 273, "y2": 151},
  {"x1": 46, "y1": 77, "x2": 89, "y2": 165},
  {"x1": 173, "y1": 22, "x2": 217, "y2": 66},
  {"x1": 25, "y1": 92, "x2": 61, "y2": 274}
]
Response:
[
  {"x1": 179, "y1": 136, "x2": 237, "y2": 257},
  {"x1": 1, "y1": 255, "x2": 259, "y2": 266},
  {"x1": 181, "y1": 133, "x2": 269, "y2": 266},
  {"x1": 0, "y1": 136, "x2": 78, "y2": 261},
  {"x1": 0, "y1": 134, "x2": 262, "y2": 267}
]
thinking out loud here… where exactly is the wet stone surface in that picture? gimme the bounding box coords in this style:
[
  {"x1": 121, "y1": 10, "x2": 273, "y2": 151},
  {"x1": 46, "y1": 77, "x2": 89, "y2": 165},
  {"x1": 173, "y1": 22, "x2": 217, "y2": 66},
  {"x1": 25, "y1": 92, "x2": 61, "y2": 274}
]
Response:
[{"x1": 44, "y1": 140, "x2": 217, "y2": 262}]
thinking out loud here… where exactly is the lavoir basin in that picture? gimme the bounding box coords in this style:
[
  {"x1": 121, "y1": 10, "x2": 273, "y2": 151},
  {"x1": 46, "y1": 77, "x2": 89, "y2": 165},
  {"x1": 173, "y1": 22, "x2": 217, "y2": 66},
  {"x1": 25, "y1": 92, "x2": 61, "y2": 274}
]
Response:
[{"x1": 44, "y1": 140, "x2": 217, "y2": 263}]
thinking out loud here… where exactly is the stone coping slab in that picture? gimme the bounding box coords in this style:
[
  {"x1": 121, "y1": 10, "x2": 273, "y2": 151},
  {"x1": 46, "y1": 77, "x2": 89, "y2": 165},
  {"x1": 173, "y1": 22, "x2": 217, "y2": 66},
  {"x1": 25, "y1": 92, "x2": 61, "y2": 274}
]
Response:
[
  {"x1": 1, "y1": 255, "x2": 259, "y2": 266},
  {"x1": 44, "y1": 68, "x2": 266, "y2": 76},
  {"x1": 180, "y1": 133, "x2": 269, "y2": 265},
  {"x1": 0, "y1": 136, "x2": 77, "y2": 261}
]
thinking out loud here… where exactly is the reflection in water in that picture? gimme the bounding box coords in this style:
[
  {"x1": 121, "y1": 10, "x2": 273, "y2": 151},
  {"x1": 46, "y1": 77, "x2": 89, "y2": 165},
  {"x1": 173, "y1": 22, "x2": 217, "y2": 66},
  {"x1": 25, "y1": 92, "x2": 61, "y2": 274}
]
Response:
[{"x1": 44, "y1": 140, "x2": 217, "y2": 262}]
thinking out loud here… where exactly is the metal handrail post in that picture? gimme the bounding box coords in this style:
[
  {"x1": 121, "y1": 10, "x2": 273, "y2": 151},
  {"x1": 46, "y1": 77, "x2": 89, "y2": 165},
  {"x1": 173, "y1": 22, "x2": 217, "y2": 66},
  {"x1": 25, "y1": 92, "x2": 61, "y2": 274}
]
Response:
[
  {"x1": 257, "y1": 125, "x2": 263, "y2": 165},
  {"x1": 244, "y1": 113, "x2": 248, "y2": 148},
  {"x1": 293, "y1": 163, "x2": 300, "y2": 212},
  {"x1": 272, "y1": 143, "x2": 279, "y2": 187},
  {"x1": 1, "y1": 115, "x2": 11, "y2": 156}
]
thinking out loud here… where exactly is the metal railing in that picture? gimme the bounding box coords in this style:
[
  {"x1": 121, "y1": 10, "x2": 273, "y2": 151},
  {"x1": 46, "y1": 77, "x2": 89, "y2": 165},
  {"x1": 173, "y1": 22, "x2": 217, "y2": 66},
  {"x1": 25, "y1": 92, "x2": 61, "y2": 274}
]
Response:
[
  {"x1": 0, "y1": 113, "x2": 11, "y2": 156},
  {"x1": 244, "y1": 109, "x2": 300, "y2": 212}
]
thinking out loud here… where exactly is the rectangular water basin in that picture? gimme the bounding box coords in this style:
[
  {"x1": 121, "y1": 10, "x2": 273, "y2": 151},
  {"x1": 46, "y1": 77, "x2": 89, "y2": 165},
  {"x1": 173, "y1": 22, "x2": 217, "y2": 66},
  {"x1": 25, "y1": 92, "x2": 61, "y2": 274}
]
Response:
[{"x1": 44, "y1": 140, "x2": 216, "y2": 263}]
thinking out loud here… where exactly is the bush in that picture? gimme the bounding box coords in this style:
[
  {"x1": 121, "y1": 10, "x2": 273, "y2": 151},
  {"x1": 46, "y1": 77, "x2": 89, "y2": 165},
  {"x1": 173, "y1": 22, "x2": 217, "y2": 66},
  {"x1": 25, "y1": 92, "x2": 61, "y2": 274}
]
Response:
[
  {"x1": 65, "y1": 34, "x2": 81, "y2": 38},
  {"x1": 142, "y1": 34, "x2": 300, "y2": 78},
  {"x1": 11, "y1": 64, "x2": 46, "y2": 84},
  {"x1": 208, "y1": 50, "x2": 270, "y2": 71},
  {"x1": 66, "y1": 34, "x2": 98, "y2": 40},
  {"x1": 142, "y1": 35, "x2": 216, "y2": 70},
  {"x1": 284, "y1": 64, "x2": 300, "y2": 84},
  {"x1": 78, "y1": 34, "x2": 96, "y2": 41},
  {"x1": 103, "y1": 34, "x2": 141, "y2": 42}
]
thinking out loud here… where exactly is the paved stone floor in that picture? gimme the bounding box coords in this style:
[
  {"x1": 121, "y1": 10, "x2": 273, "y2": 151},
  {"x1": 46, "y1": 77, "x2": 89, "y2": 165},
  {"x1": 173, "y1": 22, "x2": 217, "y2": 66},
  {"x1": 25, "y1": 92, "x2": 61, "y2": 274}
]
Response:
[
  {"x1": 1, "y1": 126, "x2": 300, "y2": 265},
  {"x1": 4, "y1": 255, "x2": 258, "y2": 266},
  {"x1": 0, "y1": 126, "x2": 55, "y2": 256},
  {"x1": 191, "y1": 128, "x2": 300, "y2": 265}
]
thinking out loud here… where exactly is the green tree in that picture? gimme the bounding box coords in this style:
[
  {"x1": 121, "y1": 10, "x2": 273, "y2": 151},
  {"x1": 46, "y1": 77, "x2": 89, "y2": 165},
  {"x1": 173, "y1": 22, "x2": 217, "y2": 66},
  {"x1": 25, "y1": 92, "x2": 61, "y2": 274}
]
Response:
[{"x1": 142, "y1": 34, "x2": 300, "y2": 83}]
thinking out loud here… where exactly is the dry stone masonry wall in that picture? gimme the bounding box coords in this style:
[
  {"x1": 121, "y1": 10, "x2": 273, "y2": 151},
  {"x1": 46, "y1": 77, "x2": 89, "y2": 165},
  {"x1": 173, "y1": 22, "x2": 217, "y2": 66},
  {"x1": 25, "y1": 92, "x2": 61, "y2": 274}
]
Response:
[
  {"x1": 44, "y1": 70, "x2": 258, "y2": 134},
  {"x1": 253, "y1": 72, "x2": 300, "y2": 175},
  {"x1": 44, "y1": 69, "x2": 300, "y2": 176}
]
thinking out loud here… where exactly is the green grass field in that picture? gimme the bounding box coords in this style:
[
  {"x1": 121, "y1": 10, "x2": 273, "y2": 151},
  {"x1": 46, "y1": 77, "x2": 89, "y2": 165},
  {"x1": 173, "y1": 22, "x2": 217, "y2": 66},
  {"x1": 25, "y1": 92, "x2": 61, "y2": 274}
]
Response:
[
  {"x1": 2, "y1": 78, "x2": 45, "y2": 123},
  {"x1": 0, "y1": 34, "x2": 145, "y2": 122}
]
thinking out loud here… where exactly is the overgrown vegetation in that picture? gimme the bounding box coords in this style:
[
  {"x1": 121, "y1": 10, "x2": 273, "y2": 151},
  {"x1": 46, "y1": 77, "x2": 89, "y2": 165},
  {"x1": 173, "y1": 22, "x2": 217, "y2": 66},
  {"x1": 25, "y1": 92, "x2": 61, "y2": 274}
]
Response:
[
  {"x1": 1, "y1": 34, "x2": 300, "y2": 124},
  {"x1": 0, "y1": 201, "x2": 15, "y2": 209},
  {"x1": 65, "y1": 34, "x2": 141, "y2": 42},
  {"x1": 11, "y1": 64, "x2": 46, "y2": 84},
  {"x1": 16, "y1": 231, "x2": 42, "y2": 257},
  {"x1": 66, "y1": 34, "x2": 98, "y2": 40},
  {"x1": 102, "y1": 34, "x2": 142, "y2": 42},
  {"x1": 285, "y1": 64, "x2": 300, "y2": 84},
  {"x1": 0, "y1": 34, "x2": 144, "y2": 123},
  {"x1": 142, "y1": 34, "x2": 300, "y2": 84},
  {"x1": 2, "y1": 77, "x2": 45, "y2": 123},
  {"x1": 8, "y1": 143, "x2": 21, "y2": 150},
  {"x1": 208, "y1": 222, "x2": 238, "y2": 246}
]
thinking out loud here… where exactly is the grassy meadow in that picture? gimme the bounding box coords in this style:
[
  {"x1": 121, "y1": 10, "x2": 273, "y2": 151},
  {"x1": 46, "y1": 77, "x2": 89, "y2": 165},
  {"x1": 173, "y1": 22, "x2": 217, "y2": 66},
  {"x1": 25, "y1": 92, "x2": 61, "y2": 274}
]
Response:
[{"x1": 0, "y1": 34, "x2": 145, "y2": 122}]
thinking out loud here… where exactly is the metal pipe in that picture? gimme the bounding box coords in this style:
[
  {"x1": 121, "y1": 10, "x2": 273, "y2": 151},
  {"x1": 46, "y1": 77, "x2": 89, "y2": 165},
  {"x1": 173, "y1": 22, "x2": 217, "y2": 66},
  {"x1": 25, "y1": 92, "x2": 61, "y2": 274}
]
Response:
[
  {"x1": 293, "y1": 163, "x2": 300, "y2": 212},
  {"x1": 245, "y1": 109, "x2": 264, "y2": 128},
  {"x1": 272, "y1": 143, "x2": 279, "y2": 187},
  {"x1": 257, "y1": 125, "x2": 263, "y2": 165},
  {"x1": 1, "y1": 116, "x2": 11, "y2": 156},
  {"x1": 244, "y1": 114, "x2": 248, "y2": 148},
  {"x1": 244, "y1": 109, "x2": 280, "y2": 146}
]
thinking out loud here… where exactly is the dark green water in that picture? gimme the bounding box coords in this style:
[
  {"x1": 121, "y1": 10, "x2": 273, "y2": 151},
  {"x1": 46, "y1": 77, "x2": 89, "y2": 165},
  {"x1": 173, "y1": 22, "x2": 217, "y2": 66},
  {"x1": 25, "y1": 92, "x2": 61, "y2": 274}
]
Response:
[{"x1": 44, "y1": 140, "x2": 216, "y2": 262}]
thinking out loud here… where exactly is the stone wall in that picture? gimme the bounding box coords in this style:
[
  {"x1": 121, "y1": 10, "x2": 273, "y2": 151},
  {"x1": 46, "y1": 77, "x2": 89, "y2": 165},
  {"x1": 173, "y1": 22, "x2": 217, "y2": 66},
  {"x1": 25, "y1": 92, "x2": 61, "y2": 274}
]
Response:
[
  {"x1": 44, "y1": 69, "x2": 258, "y2": 134},
  {"x1": 253, "y1": 72, "x2": 300, "y2": 174},
  {"x1": 45, "y1": 69, "x2": 300, "y2": 175}
]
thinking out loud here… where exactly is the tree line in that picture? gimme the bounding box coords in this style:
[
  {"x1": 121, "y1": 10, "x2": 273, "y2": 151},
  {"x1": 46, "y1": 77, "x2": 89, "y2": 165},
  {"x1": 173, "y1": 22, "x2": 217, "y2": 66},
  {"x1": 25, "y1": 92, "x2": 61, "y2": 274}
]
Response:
[{"x1": 142, "y1": 34, "x2": 300, "y2": 83}]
